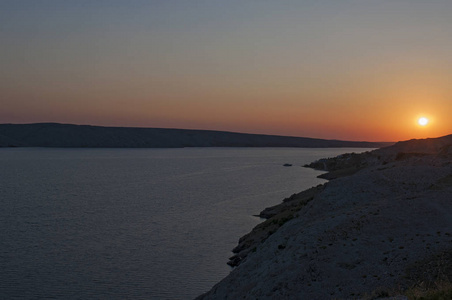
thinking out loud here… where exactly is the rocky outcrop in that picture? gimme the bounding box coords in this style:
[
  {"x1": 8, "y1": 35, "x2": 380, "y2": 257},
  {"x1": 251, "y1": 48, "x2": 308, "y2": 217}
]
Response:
[
  {"x1": 228, "y1": 185, "x2": 324, "y2": 267},
  {"x1": 303, "y1": 151, "x2": 381, "y2": 180},
  {"x1": 198, "y1": 134, "x2": 452, "y2": 299},
  {"x1": 304, "y1": 134, "x2": 452, "y2": 180}
]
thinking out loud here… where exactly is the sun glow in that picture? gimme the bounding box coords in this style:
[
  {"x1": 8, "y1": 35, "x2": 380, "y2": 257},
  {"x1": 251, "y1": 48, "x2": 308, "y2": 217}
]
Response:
[{"x1": 418, "y1": 117, "x2": 429, "y2": 126}]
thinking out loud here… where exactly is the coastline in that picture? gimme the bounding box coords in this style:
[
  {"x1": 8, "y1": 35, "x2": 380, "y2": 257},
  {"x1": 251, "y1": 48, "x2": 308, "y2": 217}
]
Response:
[{"x1": 197, "y1": 135, "x2": 452, "y2": 299}]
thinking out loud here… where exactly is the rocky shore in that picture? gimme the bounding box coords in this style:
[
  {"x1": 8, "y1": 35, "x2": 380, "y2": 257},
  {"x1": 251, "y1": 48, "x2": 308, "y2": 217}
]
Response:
[{"x1": 197, "y1": 135, "x2": 452, "y2": 299}]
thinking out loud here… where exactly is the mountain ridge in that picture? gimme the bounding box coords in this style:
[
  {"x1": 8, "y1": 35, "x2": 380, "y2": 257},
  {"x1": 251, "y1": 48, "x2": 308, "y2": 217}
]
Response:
[{"x1": 0, "y1": 123, "x2": 392, "y2": 148}]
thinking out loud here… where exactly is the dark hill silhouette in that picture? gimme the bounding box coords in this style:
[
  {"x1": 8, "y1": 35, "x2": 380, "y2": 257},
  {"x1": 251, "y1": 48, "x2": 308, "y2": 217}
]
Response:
[
  {"x1": 0, "y1": 123, "x2": 392, "y2": 148},
  {"x1": 375, "y1": 134, "x2": 452, "y2": 155}
]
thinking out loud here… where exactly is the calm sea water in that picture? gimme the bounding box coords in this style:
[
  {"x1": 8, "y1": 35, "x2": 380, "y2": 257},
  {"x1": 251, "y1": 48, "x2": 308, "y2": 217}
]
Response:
[{"x1": 0, "y1": 147, "x2": 371, "y2": 299}]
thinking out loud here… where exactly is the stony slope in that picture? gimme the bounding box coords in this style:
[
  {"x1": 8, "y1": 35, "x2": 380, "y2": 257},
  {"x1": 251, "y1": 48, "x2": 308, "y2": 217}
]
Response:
[
  {"x1": 197, "y1": 134, "x2": 452, "y2": 299},
  {"x1": 0, "y1": 123, "x2": 391, "y2": 148}
]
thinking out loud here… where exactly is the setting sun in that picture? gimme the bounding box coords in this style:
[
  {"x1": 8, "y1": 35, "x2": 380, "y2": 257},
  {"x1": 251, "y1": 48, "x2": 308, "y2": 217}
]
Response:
[{"x1": 418, "y1": 117, "x2": 429, "y2": 126}]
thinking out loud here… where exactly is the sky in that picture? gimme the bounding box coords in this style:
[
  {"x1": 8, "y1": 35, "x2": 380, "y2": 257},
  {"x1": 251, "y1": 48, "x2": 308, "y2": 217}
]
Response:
[{"x1": 1, "y1": 0, "x2": 451, "y2": 142}]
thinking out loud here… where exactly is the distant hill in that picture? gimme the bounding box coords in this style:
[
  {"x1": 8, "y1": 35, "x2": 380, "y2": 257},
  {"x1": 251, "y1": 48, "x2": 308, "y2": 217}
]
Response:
[{"x1": 0, "y1": 123, "x2": 392, "y2": 148}]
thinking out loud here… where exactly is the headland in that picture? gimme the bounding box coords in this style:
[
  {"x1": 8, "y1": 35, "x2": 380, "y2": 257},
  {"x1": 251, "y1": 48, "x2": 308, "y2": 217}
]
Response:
[{"x1": 198, "y1": 134, "x2": 452, "y2": 299}]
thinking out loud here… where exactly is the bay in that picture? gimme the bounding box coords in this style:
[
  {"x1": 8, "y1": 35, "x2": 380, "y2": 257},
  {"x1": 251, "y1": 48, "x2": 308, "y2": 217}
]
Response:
[{"x1": 0, "y1": 147, "x2": 372, "y2": 299}]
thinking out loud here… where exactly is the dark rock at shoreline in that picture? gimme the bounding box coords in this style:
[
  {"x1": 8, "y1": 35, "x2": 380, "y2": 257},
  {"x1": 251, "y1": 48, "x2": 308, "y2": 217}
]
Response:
[{"x1": 227, "y1": 185, "x2": 325, "y2": 267}]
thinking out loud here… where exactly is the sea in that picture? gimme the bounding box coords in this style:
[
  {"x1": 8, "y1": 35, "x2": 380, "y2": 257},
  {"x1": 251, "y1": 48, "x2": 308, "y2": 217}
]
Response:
[{"x1": 0, "y1": 147, "x2": 372, "y2": 299}]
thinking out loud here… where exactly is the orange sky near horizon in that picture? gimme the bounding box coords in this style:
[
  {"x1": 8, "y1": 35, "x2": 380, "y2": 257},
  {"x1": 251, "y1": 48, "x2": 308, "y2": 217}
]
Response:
[{"x1": 1, "y1": 1, "x2": 451, "y2": 142}]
